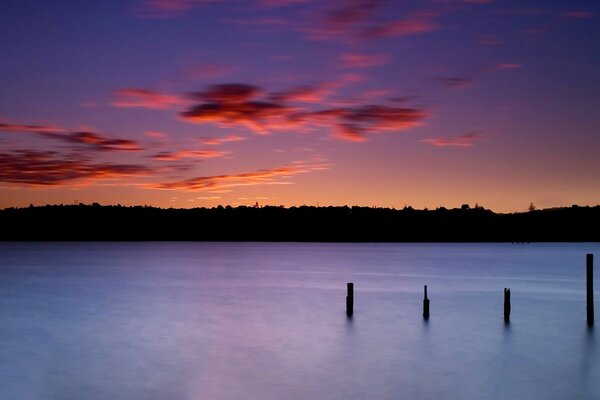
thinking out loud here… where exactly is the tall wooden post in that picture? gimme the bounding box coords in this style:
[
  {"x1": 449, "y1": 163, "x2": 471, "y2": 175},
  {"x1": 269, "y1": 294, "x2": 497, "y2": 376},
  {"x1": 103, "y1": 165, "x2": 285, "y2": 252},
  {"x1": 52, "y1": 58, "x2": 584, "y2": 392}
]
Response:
[
  {"x1": 587, "y1": 254, "x2": 594, "y2": 327},
  {"x1": 504, "y1": 288, "x2": 511, "y2": 322},
  {"x1": 423, "y1": 285, "x2": 430, "y2": 319},
  {"x1": 346, "y1": 282, "x2": 354, "y2": 316}
]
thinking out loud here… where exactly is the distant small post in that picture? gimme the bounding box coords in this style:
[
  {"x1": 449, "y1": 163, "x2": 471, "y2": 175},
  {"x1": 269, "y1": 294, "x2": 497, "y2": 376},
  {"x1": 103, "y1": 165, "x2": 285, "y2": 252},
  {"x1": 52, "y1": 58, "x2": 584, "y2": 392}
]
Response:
[
  {"x1": 423, "y1": 285, "x2": 430, "y2": 319},
  {"x1": 504, "y1": 288, "x2": 511, "y2": 322},
  {"x1": 346, "y1": 282, "x2": 354, "y2": 316},
  {"x1": 587, "y1": 254, "x2": 594, "y2": 327}
]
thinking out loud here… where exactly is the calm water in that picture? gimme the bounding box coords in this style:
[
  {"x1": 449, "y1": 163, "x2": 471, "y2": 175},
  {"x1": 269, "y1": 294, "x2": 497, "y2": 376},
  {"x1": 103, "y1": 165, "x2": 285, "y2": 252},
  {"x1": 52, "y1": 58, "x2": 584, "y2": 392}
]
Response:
[{"x1": 0, "y1": 242, "x2": 598, "y2": 400}]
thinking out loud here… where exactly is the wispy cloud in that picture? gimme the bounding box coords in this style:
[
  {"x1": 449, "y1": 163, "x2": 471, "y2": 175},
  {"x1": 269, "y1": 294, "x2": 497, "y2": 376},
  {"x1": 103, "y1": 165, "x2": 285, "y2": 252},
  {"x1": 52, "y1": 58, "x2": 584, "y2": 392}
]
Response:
[
  {"x1": 149, "y1": 161, "x2": 329, "y2": 191},
  {"x1": 496, "y1": 63, "x2": 522, "y2": 70},
  {"x1": 308, "y1": 1, "x2": 438, "y2": 41},
  {"x1": 0, "y1": 122, "x2": 63, "y2": 134},
  {"x1": 112, "y1": 88, "x2": 183, "y2": 109},
  {"x1": 1, "y1": 121, "x2": 143, "y2": 152},
  {"x1": 339, "y1": 52, "x2": 389, "y2": 68},
  {"x1": 421, "y1": 131, "x2": 483, "y2": 147},
  {"x1": 200, "y1": 134, "x2": 247, "y2": 145},
  {"x1": 43, "y1": 131, "x2": 143, "y2": 151},
  {"x1": 134, "y1": 0, "x2": 211, "y2": 18},
  {"x1": 185, "y1": 63, "x2": 235, "y2": 80},
  {"x1": 433, "y1": 76, "x2": 473, "y2": 89},
  {"x1": 270, "y1": 84, "x2": 335, "y2": 103},
  {"x1": 563, "y1": 11, "x2": 595, "y2": 19},
  {"x1": 362, "y1": 15, "x2": 438, "y2": 38},
  {"x1": 151, "y1": 149, "x2": 230, "y2": 161},
  {"x1": 0, "y1": 150, "x2": 150, "y2": 186}
]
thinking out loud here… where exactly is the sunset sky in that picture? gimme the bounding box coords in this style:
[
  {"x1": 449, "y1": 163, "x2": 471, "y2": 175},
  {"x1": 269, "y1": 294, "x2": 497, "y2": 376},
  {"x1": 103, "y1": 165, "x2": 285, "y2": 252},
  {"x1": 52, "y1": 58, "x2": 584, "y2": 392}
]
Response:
[{"x1": 1, "y1": 0, "x2": 599, "y2": 212}]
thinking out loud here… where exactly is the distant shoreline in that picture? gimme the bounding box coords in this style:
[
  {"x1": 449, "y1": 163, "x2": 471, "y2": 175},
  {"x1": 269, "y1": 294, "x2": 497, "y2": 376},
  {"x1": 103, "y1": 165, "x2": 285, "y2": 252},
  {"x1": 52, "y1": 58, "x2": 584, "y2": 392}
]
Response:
[{"x1": 1, "y1": 204, "x2": 599, "y2": 242}]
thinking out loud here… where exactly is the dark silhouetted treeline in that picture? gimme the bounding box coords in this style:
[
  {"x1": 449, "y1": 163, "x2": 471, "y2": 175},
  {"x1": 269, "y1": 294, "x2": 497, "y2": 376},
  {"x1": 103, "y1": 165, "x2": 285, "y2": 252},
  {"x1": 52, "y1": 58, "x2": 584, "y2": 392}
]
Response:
[{"x1": 1, "y1": 203, "x2": 599, "y2": 242}]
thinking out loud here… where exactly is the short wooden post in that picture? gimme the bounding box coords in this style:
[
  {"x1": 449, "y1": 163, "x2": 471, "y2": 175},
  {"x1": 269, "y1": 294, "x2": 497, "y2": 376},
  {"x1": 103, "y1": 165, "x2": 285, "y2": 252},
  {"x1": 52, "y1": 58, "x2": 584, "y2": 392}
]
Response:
[
  {"x1": 587, "y1": 254, "x2": 594, "y2": 326},
  {"x1": 346, "y1": 282, "x2": 354, "y2": 316},
  {"x1": 423, "y1": 285, "x2": 430, "y2": 319},
  {"x1": 504, "y1": 288, "x2": 511, "y2": 322}
]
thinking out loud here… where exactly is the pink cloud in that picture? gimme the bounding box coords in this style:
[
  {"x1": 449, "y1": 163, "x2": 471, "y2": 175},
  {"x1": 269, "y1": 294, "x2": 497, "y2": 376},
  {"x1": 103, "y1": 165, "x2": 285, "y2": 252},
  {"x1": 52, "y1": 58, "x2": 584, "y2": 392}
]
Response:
[
  {"x1": 340, "y1": 52, "x2": 389, "y2": 68},
  {"x1": 270, "y1": 84, "x2": 335, "y2": 103},
  {"x1": 112, "y1": 88, "x2": 183, "y2": 109},
  {"x1": 421, "y1": 131, "x2": 483, "y2": 147}
]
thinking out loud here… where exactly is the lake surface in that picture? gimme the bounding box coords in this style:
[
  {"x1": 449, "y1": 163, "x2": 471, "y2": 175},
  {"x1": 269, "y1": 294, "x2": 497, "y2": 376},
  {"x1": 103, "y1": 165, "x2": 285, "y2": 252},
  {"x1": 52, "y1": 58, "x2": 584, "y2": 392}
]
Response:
[{"x1": 0, "y1": 242, "x2": 598, "y2": 400}]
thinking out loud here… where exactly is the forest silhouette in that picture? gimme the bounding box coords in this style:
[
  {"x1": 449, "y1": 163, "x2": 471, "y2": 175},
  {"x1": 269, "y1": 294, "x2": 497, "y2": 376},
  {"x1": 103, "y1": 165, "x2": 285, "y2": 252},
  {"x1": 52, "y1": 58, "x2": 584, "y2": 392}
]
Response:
[{"x1": 1, "y1": 203, "x2": 599, "y2": 241}]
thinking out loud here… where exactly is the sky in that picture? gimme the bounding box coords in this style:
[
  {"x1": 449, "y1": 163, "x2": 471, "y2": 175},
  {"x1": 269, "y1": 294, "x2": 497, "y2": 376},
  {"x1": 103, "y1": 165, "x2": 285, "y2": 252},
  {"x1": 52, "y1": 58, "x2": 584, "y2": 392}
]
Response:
[{"x1": 1, "y1": 0, "x2": 599, "y2": 212}]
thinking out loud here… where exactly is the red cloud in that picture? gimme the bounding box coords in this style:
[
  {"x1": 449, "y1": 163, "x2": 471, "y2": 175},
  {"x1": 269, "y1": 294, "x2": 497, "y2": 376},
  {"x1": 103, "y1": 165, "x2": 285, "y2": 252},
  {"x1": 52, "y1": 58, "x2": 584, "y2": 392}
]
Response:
[
  {"x1": 183, "y1": 84, "x2": 297, "y2": 134},
  {"x1": 112, "y1": 88, "x2": 182, "y2": 109},
  {"x1": 421, "y1": 132, "x2": 483, "y2": 147},
  {"x1": 0, "y1": 150, "x2": 150, "y2": 186},
  {"x1": 181, "y1": 82, "x2": 427, "y2": 140},
  {"x1": 149, "y1": 162, "x2": 329, "y2": 191}
]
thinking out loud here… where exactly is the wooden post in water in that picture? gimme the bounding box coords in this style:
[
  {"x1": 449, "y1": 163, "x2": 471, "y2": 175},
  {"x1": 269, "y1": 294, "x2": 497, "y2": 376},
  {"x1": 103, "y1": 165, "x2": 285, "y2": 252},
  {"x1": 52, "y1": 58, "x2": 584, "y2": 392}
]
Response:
[
  {"x1": 346, "y1": 282, "x2": 354, "y2": 316},
  {"x1": 504, "y1": 288, "x2": 511, "y2": 322},
  {"x1": 587, "y1": 254, "x2": 594, "y2": 327},
  {"x1": 423, "y1": 285, "x2": 430, "y2": 319}
]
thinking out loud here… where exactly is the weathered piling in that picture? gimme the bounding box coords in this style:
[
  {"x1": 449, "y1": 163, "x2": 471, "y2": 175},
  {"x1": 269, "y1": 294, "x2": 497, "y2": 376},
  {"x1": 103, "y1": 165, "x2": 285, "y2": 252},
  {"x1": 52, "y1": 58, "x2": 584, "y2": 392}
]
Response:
[
  {"x1": 346, "y1": 282, "x2": 354, "y2": 316},
  {"x1": 423, "y1": 285, "x2": 430, "y2": 319},
  {"x1": 587, "y1": 254, "x2": 594, "y2": 327},
  {"x1": 504, "y1": 288, "x2": 511, "y2": 322}
]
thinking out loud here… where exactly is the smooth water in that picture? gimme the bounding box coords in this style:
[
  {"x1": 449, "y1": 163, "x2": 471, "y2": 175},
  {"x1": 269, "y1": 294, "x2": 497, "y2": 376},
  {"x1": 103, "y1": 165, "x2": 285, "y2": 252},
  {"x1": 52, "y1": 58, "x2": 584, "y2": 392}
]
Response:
[{"x1": 0, "y1": 242, "x2": 598, "y2": 400}]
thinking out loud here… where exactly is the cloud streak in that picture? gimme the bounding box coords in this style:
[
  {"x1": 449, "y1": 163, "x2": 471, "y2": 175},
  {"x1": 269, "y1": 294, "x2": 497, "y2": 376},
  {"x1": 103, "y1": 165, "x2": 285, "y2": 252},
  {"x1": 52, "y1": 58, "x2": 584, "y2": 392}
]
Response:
[
  {"x1": 151, "y1": 149, "x2": 230, "y2": 161},
  {"x1": 1, "y1": 121, "x2": 144, "y2": 152},
  {"x1": 421, "y1": 131, "x2": 483, "y2": 147},
  {"x1": 0, "y1": 150, "x2": 150, "y2": 186},
  {"x1": 112, "y1": 88, "x2": 183, "y2": 109},
  {"x1": 150, "y1": 162, "x2": 329, "y2": 191}
]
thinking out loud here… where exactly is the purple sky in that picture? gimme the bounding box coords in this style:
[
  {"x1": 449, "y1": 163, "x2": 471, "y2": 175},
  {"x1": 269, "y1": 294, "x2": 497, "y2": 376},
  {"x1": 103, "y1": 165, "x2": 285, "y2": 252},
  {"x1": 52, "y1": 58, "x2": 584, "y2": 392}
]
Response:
[{"x1": 1, "y1": 0, "x2": 599, "y2": 212}]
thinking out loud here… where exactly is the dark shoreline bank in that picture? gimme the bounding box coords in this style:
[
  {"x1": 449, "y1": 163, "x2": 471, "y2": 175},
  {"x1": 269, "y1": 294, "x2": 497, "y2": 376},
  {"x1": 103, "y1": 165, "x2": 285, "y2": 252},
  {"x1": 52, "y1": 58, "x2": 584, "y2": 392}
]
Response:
[{"x1": 1, "y1": 204, "x2": 599, "y2": 242}]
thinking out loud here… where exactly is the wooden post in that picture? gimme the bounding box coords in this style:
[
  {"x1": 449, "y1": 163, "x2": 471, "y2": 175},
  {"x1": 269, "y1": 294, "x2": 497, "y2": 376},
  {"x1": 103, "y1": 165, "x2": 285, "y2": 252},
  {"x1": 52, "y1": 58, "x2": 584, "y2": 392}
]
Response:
[
  {"x1": 346, "y1": 282, "x2": 354, "y2": 316},
  {"x1": 587, "y1": 254, "x2": 594, "y2": 327},
  {"x1": 504, "y1": 288, "x2": 511, "y2": 322},
  {"x1": 423, "y1": 285, "x2": 430, "y2": 319}
]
